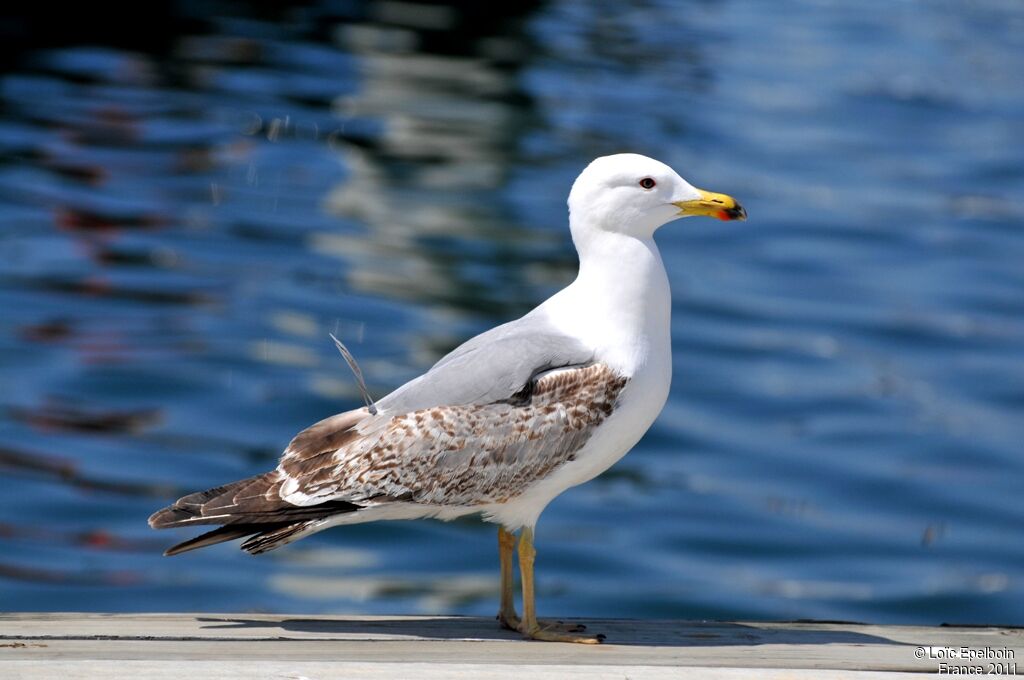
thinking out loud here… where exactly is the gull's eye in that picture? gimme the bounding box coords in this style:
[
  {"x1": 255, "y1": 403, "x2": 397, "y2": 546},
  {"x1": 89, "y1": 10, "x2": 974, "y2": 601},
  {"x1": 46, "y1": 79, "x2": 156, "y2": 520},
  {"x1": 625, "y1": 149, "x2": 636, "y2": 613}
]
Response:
[{"x1": 639, "y1": 177, "x2": 656, "y2": 190}]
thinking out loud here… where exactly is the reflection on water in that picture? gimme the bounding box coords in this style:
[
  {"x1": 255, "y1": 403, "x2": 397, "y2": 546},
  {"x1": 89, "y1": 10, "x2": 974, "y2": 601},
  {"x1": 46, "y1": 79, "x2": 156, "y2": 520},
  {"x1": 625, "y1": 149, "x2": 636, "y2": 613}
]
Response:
[
  {"x1": 318, "y1": 0, "x2": 565, "y2": 364},
  {"x1": 0, "y1": 0, "x2": 1022, "y2": 624}
]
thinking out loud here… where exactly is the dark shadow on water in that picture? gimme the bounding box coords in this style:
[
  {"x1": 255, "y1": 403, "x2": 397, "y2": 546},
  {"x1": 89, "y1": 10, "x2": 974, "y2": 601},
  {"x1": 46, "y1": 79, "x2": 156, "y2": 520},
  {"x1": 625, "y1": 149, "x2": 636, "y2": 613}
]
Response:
[
  {"x1": 0, "y1": 445, "x2": 181, "y2": 498},
  {"x1": 196, "y1": 615, "x2": 906, "y2": 647}
]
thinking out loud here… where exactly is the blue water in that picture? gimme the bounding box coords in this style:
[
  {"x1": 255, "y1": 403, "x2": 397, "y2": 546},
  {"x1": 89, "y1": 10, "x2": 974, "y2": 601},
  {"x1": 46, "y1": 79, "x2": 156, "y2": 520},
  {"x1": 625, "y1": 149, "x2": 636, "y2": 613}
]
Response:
[{"x1": 1, "y1": 0, "x2": 1022, "y2": 625}]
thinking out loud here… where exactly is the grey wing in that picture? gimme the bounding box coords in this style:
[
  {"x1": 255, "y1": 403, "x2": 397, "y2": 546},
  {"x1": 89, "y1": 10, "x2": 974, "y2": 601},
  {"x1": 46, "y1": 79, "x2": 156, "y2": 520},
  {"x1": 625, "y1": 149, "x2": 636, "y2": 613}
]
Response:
[
  {"x1": 150, "y1": 316, "x2": 612, "y2": 554},
  {"x1": 376, "y1": 312, "x2": 594, "y2": 414},
  {"x1": 274, "y1": 314, "x2": 626, "y2": 507},
  {"x1": 279, "y1": 363, "x2": 629, "y2": 507}
]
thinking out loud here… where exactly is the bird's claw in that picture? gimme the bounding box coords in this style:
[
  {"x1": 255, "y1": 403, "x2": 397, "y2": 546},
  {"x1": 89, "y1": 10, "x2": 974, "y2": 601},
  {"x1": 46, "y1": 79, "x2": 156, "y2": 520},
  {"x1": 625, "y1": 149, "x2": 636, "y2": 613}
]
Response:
[
  {"x1": 519, "y1": 621, "x2": 603, "y2": 643},
  {"x1": 497, "y1": 611, "x2": 520, "y2": 631},
  {"x1": 499, "y1": 612, "x2": 587, "y2": 635}
]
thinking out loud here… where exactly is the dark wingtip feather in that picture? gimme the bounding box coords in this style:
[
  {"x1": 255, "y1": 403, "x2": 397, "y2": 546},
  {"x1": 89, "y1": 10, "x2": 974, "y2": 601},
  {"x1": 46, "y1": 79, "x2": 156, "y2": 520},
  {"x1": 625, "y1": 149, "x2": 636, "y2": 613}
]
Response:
[
  {"x1": 241, "y1": 522, "x2": 314, "y2": 555},
  {"x1": 164, "y1": 521, "x2": 319, "y2": 556},
  {"x1": 148, "y1": 506, "x2": 181, "y2": 529},
  {"x1": 163, "y1": 525, "x2": 269, "y2": 556},
  {"x1": 150, "y1": 470, "x2": 364, "y2": 556},
  {"x1": 148, "y1": 475, "x2": 273, "y2": 529}
]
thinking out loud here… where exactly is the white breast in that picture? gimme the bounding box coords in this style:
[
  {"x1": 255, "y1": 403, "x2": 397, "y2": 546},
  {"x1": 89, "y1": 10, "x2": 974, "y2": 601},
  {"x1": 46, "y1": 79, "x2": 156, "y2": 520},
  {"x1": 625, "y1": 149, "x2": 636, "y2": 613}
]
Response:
[{"x1": 484, "y1": 232, "x2": 673, "y2": 530}]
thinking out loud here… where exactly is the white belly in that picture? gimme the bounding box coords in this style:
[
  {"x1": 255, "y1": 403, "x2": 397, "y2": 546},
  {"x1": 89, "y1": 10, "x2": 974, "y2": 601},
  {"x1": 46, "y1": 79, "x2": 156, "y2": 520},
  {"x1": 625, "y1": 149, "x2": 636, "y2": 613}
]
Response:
[
  {"x1": 483, "y1": 355, "x2": 671, "y2": 530},
  {"x1": 480, "y1": 234, "x2": 675, "y2": 530}
]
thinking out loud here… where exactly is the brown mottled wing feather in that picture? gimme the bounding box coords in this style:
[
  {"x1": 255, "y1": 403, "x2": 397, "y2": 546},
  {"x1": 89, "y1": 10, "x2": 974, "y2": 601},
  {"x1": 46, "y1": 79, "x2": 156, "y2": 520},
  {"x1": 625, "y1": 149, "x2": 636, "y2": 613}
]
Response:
[
  {"x1": 149, "y1": 320, "x2": 614, "y2": 555},
  {"x1": 147, "y1": 471, "x2": 360, "y2": 527},
  {"x1": 149, "y1": 409, "x2": 371, "y2": 532},
  {"x1": 278, "y1": 363, "x2": 628, "y2": 507}
]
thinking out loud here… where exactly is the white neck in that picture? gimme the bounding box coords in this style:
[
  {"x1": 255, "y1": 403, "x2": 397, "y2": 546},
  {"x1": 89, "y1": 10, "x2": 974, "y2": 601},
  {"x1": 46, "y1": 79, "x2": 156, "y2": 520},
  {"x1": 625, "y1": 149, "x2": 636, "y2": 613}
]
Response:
[{"x1": 540, "y1": 230, "x2": 672, "y2": 377}]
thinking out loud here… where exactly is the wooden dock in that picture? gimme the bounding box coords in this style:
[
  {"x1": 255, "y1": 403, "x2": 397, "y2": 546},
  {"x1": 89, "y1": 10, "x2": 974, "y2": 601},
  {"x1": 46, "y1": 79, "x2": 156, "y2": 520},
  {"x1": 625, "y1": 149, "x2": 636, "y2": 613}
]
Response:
[{"x1": 2, "y1": 613, "x2": 1020, "y2": 678}]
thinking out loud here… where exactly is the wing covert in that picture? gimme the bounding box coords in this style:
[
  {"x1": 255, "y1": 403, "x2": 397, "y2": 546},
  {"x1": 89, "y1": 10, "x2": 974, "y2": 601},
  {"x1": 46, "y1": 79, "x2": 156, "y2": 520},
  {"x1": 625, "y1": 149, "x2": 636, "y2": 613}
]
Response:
[{"x1": 279, "y1": 363, "x2": 628, "y2": 507}]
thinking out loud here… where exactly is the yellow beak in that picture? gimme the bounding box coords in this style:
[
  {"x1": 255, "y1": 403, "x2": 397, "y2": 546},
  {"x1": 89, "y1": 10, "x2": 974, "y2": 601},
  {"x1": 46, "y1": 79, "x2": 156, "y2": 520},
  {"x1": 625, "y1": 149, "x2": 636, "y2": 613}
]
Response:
[{"x1": 673, "y1": 189, "x2": 747, "y2": 221}]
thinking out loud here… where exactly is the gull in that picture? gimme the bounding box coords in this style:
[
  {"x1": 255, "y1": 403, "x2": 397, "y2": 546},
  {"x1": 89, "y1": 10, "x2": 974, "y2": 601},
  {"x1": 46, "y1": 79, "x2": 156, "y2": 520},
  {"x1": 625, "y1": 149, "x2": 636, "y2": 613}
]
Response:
[{"x1": 149, "y1": 153, "x2": 746, "y2": 643}]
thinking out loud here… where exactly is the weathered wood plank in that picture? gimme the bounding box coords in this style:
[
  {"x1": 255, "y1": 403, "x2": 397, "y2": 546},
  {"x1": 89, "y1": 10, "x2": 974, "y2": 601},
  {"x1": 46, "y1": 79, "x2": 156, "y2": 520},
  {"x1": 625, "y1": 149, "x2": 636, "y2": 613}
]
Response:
[
  {"x1": 1, "y1": 613, "x2": 1020, "y2": 679},
  {"x1": 0, "y1": 660, "x2": 919, "y2": 680}
]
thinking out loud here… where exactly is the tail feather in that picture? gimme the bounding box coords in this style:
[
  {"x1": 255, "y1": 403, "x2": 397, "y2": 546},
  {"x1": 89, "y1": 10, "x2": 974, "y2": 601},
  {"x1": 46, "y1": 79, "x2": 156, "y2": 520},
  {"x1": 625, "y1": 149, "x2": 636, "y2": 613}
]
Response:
[
  {"x1": 241, "y1": 521, "x2": 317, "y2": 555},
  {"x1": 148, "y1": 472, "x2": 360, "y2": 529},
  {"x1": 150, "y1": 472, "x2": 361, "y2": 556},
  {"x1": 163, "y1": 520, "x2": 320, "y2": 556},
  {"x1": 151, "y1": 408, "x2": 376, "y2": 555},
  {"x1": 163, "y1": 524, "x2": 275, "y2": 556}
]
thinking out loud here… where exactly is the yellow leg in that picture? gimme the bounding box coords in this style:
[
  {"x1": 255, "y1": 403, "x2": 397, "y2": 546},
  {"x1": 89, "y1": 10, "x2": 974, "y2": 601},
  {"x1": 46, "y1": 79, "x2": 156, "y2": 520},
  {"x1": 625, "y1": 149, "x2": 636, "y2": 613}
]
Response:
[
  {"x1": 497, "y1": 527, "x2": 582, "y2": 634},
  {"x1": 497, "y1": 527, "x2": 520, "y2": 630},
  {"x1": 516, "y1": 526, "x2": 603, "y2": 643}
]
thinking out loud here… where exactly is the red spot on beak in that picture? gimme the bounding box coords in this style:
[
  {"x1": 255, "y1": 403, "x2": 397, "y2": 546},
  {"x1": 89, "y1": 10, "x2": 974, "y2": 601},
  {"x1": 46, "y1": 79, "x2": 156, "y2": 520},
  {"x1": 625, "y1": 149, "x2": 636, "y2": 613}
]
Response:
[{"x1": 716, "y1": 210, "x2": 731, "y2": 221}]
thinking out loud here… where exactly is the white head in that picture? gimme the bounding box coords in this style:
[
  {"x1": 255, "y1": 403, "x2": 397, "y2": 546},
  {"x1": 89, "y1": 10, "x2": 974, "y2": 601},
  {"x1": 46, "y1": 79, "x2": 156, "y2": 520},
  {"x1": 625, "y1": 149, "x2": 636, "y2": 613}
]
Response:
[{"x1": 567, "y1": 153, "x2": 745, "y2": 244}]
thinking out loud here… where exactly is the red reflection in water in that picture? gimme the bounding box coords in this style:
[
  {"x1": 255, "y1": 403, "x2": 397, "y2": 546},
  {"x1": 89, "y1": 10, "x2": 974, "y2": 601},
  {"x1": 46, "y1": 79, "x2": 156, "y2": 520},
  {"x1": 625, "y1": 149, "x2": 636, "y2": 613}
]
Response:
[
  {"x1": 0, "y1": 562, "x2": 144, "y2": 586},
  {"x1": 55, "y1": 207, "x2": 164, "y2": 232},
  {"x1": 0, "y1": 522, "x2": 166, "y2": 553}
]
